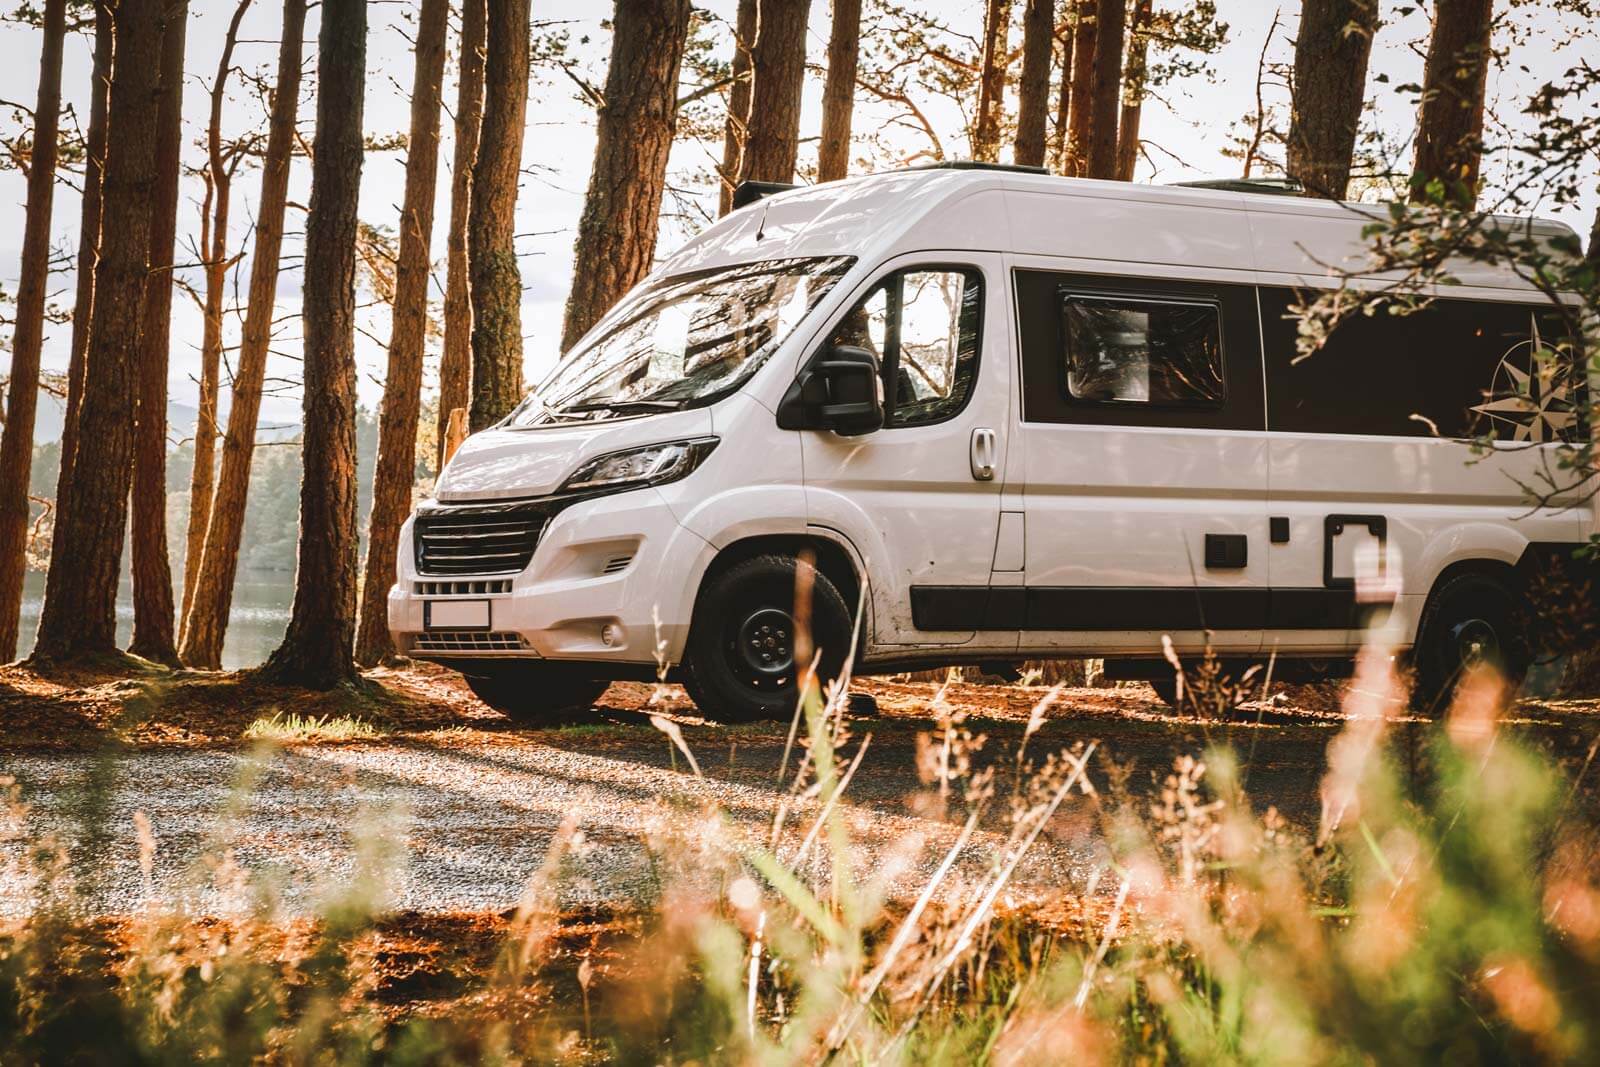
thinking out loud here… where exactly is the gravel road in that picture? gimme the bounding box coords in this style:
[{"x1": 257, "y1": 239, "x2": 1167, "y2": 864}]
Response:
[{"x1": 0, "y1": 721, "x2": 1122, "y2": 918}]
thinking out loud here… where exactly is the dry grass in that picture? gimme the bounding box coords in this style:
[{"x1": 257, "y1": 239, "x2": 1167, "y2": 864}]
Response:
[{"x1": 2, "y1": 622, "x2": 1600, "y2": 1062}]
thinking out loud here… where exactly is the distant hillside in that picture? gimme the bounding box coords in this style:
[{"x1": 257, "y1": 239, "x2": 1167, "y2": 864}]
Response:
[{"x1": 29, "y1": 393, "x2": 300, "y2": 445}]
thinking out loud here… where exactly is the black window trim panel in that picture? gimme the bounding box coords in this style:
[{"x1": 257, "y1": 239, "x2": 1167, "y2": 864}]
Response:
[{"x1": 1012, "y1": 267, "x2": 1266, "y2": 432}]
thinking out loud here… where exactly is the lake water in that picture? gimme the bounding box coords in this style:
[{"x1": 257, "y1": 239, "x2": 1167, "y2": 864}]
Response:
[{"x1": 17, "y1": 569, "x2": 294, "y2": 669}]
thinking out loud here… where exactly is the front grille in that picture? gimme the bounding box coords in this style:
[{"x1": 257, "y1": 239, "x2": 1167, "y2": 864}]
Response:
[
  {"x1": 414, "y1": 511, "x2": 545, "y2": 575},
  {"x1": 412, "y1": 631, "x2": 529, "y2": 653}
]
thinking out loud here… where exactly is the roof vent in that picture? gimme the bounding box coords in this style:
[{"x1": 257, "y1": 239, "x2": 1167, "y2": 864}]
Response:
[
  {"x1": 1169, "y1": 177, "x2": 1304, "y2": 196},
  {"x1": 730, "y1": 180, "x2": 798, "y2": 210}
]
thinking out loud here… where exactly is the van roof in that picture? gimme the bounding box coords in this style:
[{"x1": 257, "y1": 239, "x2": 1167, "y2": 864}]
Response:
[{"x1": 658, "y1": 166, "x2": 1577, "y2": 296}]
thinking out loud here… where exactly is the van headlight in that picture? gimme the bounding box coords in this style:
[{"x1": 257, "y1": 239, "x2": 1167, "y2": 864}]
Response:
[{"x1": 561, "y1": 437, "x2": 720, "y2": 493}]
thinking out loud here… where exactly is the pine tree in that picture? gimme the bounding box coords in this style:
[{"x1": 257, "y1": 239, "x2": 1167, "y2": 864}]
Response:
[
  {"x1": 1411, "y1": 0, "x2": 1493, "y2": 207},
  {"x1": 817, "y1": 0, "x2": 862, "y2": 182},
  {"x1": 1285, "y1": 0, "x2": 1379, "y2": 199},
  {"x1": 33, "y1": 0, "x2": 165, "y2": 663},
  {"x1": 0, "y1": 0, "x2": 67, "y2": 662},
  {"x1": 179, "y1": 0, "x2": 309, "y2": 668},
  {"x1": 738, "y1": 0, "x2": 809, "y2": 184},
  {"x1": 559, "y1": 0, "x2": 692, "y2": 352},
  {"x1": 129, "y1": 0, "x2": 189, "y2": 666},
  {"x1": 468, "y1": 0, "x2": 533, "y2": 431},
  {"x1": 259, "y1": 0, "x2": 368, "y2": 688},
  {"x1": 1014, "y1": 0, "x2": 1055, "y2": 168},
  {"x1": 435, "y1": 0, "x2": 486, "y2": 470}
]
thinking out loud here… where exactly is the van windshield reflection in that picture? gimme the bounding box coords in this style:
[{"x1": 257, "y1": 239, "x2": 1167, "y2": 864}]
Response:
[{"x1": 508, "y1": 256, "x2": 855, "y2": 425}]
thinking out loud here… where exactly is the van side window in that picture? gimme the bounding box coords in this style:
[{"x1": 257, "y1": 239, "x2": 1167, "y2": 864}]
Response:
[
  {"x1": 826, "y1": 267, "x2": 983, "y2": 427},
  {"x1": 1261, "y1": 287, "x2": 1585, "y2": 441},
  {"x1": 1062, "y1": 294, "x2": 1224, "y2": 406}
]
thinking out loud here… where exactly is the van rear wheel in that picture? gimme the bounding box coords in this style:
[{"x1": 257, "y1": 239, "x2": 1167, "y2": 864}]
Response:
[
  {"x1": 1412, "y1": 571, "x2": 1527, "y2": 711},
  {"x1": 682, "y1": 553, "x2": 854, "y2": 722},
  {"x1": 461, "y1": 666, "x2": 609, "y2": 725}
]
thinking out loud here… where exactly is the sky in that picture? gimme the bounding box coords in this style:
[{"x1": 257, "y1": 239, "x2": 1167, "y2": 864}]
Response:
[{"x1": 0, "y1": 0, "x2": 1594, "y2": 440}]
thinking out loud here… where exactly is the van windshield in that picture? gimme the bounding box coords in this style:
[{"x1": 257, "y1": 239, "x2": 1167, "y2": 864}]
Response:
[{"x1": 509, "y1": 256, "x2": 855, "y2": 425}]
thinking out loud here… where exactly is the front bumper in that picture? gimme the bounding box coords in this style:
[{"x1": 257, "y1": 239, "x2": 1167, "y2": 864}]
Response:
[{"x1": 387, "y1": 487, "x2": 715, "y2": 669}]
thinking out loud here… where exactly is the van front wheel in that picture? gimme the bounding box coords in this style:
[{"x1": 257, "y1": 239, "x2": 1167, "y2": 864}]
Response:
[
  {"x1": 461, "y1": 667, "x2": 609, "y2": 725},
  {"x1": 682, "y1": 553, "x2": 854, "y2": 722}
]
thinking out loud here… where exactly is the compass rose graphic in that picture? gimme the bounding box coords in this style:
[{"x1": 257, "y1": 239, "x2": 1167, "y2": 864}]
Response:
[{"x1": 1470, "y1": 313, "x2": 1579, "y2": 443}]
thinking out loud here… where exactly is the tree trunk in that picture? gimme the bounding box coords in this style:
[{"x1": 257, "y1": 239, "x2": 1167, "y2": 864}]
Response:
[
  {"x1": 717, "y1": 0, "x2": 757, "y2": 214},
  {"x1": 1285, "y1": 0, "x2": 1379, "y2": 200},
  {"x1": 1113, "y1": 0, "x2": 1151, "y2": 181},
  {"x1": 180, "y1": 0, "x2": 252, "y2": 640},
  {"x1": 435, "y1": 0, "x2": 485, "y2": 472},
  {"x1": 559, "y1": 0, "x2": 692, "y2": 353},
  {"x1": 1050, "y1": 10, "x2": 1074, "y2": 170},
  {"x1": 259, "y1": 0, "x2": 367, "y2": 689},
  {"x1": 1063, "y1": 0, "x2": 1097, "y2": 176},
  {"x1": 0, "y1": 0, "x2": 67, "y2": 663},
  {"x1": 178, "y1": 0, "x2": 308, "y2": 669},
  {"x1": 32, "y1": 0, "x2": 164, "y2": 664},
  {"x1": 355, "y1": 0, "x2": 448, "y2": 667},
  {"x1": 816, "y1": 0, "x2": 861, "y2": 183},
  {"x1": 468, "y1": 0, "x2": 532, "y2": 432},
  {"x1": 738, "y1": 0, "x2": 809, "y2": 185},
  {"x1": 1013, "y1": 0, "x2": 1054, "y2": 168},
  {"x1": 1410, "y1": 0, "x2": 1493, "y2": 208},
  {"x1": 1084, "y1": 0, "x2": 1125, "y2": 179},
  {"x1": 55, "y1": 1, "x2": 111, "y2": 511},
  {"x1": 128, "y1": 0, "x2": 188, "y2": 666},
  {"x1": 973, "y1": 0, "x2": 1010, "y2": 163}
]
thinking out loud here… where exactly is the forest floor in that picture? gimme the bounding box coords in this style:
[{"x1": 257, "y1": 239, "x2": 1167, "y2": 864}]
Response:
[{"x1": 2, "y1": 659, "x2": 1598, "y2": 1026}]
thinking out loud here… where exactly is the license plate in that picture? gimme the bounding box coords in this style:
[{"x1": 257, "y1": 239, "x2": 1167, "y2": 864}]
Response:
[{"x1": 425, "y1": 600, "x2": 491, "y2": 630}]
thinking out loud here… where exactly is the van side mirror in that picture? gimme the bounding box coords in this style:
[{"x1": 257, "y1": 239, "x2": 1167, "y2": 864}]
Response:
[{"x1": 777, "y1": 345, "x2": 885, "y2": 436}]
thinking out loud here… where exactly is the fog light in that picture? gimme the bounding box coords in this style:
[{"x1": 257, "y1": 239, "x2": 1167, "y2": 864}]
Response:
[{"x1": 601, "y1": 623, "x2": 621, "y2": 647}]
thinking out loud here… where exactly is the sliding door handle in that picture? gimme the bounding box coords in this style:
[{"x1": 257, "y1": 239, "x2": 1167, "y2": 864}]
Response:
[{"x1": 969, "y1": 427, "x2": 997, "y2": 481}]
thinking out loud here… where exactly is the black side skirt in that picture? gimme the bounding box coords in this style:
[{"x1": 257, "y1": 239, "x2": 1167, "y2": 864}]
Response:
[{"x1": 909, "y1": 585, "x2": 1383, "y2": 632}]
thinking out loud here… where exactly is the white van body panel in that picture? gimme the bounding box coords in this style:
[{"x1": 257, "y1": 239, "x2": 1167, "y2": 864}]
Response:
[{"x1": 388, "y1": 168, "x2": 1591, "y2": 682}]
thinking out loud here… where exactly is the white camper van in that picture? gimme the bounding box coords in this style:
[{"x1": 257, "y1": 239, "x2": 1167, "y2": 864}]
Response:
[{"x1": 388, "y1": 164, "x2": 1594, "y2": 721}]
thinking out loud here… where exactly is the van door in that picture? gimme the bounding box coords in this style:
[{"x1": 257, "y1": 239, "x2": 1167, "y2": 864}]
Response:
[
  {"x1": 1011, "y1": 266, "x2": 1270, "y2": 656},
  {"x1": 800, "y1": 253, "x2": 1019, "y2": 651}
]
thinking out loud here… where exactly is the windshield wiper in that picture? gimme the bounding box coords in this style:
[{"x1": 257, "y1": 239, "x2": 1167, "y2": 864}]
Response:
[{"x1": 558, "y1": 398, "x2": 680, "y2": 414}]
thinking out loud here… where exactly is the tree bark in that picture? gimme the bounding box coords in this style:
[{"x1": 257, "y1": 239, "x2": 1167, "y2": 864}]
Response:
[
  {"x1": 559, "y1": 0, "x2": 692, "y2": 353},
  {"x1": 717, "y1": 0, "x2": 757, "y2": 214},
  {"x1": 180, "y1": 0, "x2": 252, "y2": 640},
  {"x1": 973, "y1": 0, "x2": 1011, "y2": 163},
  {"x1": 259, "y1": 0, "x2": 367, "y2": 689},
  {"x1": 1050, "y1": 11, "x2": 1074, "y2": 170},
  {"x1": 1084, "y1": 0, "x2": 1125, "y2": 179},
  {"x1": 1013, "y1": 0, "x2": 1054, "y2": 168},
  {"x1": 1063, "y1": 0, "x2": 1097, "y2": 176},
  {"x1": 468, "y1": 0, "x2": 532, "y2": 432},
  {"x1": 0, "y1": 0, "x2": 67, "y2": 662},
  {"x1": 738, "y1": 0, "x2": 809, "y2": 185},
  {"x1": 128, "y1": 0, "x2": 188, "y2": 666},
  {"x1": 816, "y1": 0, "x2": 861, "y2": 183},
  {"x1": 55, "y1": 1, "x2": 111, "y2": 510},
  {"x1": 1285, "y1": 0, "x2": 1379, "y2": 200},
  {"x1": 1410, "y1": 0, "x2": 1493, "y2": 208},
  {"x1": 32, "y1": 0, "x2": 164, "y2": 664},
  {"x1": 355, "y1": 0, "x2": 448, "y2": 667},
  {"x1": 178, "y1": 0, "x2": 307, "y2": 669},
  {"x1": 434, "y1": 0, "x2": 485, "y2": 472},
  {"x1": 1113, "y1": 0, "x2": 1151, "y2": 181}
]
